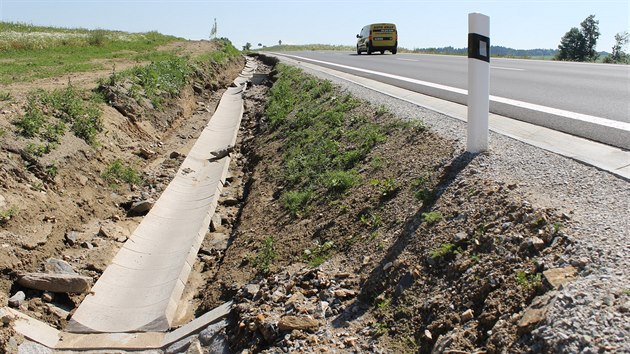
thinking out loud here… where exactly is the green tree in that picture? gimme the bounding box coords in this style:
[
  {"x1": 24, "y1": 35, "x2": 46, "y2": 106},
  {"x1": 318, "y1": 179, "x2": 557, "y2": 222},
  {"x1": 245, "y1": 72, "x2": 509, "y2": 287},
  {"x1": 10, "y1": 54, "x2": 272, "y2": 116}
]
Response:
[
  {"x1": 210, "y1": 18, "x2": 218, "y2": 39},
  {"x1": 580, "y1": 14, "x2": 600, "y2": 61},
  {"x1": 605, "y1": 31, "x2": 629, "y2": 63},
  {"x1": 556, "y1": 27, "x2": 585, "y2": 61},
  {"x1": 556, "y1": 14, "x2": 600, "y2": 62},
  {"x1": 242, "y1": 42, "x2": 252, "y2": 51}
]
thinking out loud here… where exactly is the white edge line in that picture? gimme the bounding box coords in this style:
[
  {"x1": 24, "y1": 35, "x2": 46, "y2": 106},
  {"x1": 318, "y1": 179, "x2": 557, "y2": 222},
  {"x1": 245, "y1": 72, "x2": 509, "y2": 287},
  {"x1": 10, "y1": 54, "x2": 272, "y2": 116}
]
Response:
[{"x1": 272, "y1": 53, "x2": 630, "y2": 132}]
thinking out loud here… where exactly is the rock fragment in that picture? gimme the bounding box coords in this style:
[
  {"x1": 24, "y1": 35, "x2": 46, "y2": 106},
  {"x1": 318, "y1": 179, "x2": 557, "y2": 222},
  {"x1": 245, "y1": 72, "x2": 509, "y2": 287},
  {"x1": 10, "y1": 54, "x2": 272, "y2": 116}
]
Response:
[
  {"x1": 17, "y1": 272, "x2": 92, "y2": 293},
  {"x1": 277, "y1": 315, "x2": 320, "y2": 332}
]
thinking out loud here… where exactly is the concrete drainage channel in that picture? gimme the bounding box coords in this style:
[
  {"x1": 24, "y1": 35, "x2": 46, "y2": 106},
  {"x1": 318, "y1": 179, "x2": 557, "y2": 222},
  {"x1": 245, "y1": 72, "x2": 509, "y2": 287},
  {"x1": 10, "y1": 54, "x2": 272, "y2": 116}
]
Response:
[{"x1": 0, "y1": 57, "x2": 259, "y2": 353}]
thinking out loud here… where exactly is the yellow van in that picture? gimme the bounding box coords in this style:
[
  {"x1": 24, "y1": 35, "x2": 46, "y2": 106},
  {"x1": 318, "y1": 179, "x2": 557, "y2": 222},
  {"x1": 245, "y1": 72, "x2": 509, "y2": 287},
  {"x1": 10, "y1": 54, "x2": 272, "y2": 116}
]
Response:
[{"x1": 356, "y1": 23, "x2": 398, "y2": 55}]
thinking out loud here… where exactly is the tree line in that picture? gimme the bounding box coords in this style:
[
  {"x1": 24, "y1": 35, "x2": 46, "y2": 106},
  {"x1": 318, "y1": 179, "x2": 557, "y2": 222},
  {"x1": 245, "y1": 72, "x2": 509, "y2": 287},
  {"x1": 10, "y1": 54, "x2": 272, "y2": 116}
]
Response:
[{"x1": 556, "y1": 14, "x2": 628, "y2": 64}]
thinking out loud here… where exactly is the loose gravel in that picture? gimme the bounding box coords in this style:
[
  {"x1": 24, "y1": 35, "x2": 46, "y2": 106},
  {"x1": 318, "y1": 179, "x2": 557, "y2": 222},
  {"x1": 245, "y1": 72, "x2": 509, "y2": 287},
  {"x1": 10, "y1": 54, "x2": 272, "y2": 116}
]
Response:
[{"x1": 276, "y1": 57, "x2": 630, "y2": 353}]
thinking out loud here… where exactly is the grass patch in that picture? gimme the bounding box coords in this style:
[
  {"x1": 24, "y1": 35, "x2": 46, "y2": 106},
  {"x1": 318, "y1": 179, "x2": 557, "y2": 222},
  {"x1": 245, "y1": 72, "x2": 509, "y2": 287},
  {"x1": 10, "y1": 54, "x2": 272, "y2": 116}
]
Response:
[
  {"x1": 430, "y1": 242, "x2": 459, "y2": 259},
  {"x1": 0, "y1": 22, "x2": 179, "y2": 84},
  {"x1": 282, "y1": 190, "x2": 312, "y2": 218},
  {"x1": 322, "y1": 170, "x2": 360, "y2": 195},
  {"x1": 422, "y1": 211, "x2": 442, "y2": 225},
  {"x1": 0, "y1": 91, "x2": 12, "y2": 101},
  {"x1": 251, "y1": 236, "x2": 277, "y2": 274},
  {"x1": 102, "y1": 159, "x2": 143, "y2": 187},
  {"x1": 14, "y1": 85, "x2": 103, "y2": 146},
  {"x1": 411, "y1": 175, "x2": 435, "y2": 204},
  {"x1": 266, "y1": 65, "x2": 388, "y2": 216}
]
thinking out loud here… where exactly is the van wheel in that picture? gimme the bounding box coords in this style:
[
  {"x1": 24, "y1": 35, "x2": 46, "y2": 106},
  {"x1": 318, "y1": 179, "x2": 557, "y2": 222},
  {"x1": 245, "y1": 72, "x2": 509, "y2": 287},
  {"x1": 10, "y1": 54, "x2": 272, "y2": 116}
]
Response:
[
  {"x1": 392, "y1": 48, "x2": 397, "y2": 55},
  {"x1": 380, "y1": 51, "x2": 384, "y2": 55},
  {"x1": 357, "y1": 46, "x2": 361, "y2": 55}
]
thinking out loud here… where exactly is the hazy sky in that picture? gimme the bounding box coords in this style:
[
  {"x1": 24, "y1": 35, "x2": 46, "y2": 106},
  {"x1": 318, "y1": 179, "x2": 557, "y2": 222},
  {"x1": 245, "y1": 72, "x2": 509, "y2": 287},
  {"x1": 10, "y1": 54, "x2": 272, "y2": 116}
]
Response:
[{"x1": 1, "y1": 0, "x2": 628, "y2": 51}]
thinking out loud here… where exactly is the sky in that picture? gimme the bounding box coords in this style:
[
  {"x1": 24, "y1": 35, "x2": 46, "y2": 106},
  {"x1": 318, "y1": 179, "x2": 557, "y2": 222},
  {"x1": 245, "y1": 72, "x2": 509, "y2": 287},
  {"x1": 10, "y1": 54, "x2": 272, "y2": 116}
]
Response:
[{"x1": 0, "y1": 0, "x2": 628, "y2": 52}]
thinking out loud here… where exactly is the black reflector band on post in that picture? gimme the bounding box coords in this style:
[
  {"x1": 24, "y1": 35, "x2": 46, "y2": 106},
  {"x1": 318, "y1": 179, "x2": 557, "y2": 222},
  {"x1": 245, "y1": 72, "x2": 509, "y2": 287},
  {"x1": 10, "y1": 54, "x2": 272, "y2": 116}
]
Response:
[{"x1": 468, "y1": 33, "x2": 490, "y2": 62}]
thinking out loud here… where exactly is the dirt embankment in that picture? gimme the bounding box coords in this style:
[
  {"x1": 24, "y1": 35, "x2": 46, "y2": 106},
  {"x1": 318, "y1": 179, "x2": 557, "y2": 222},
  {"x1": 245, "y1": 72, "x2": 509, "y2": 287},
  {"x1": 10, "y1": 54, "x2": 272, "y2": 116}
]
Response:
[
  {"x1": 0, "y1": 41, "x2": 244, "y2": 351},
  {"x1": 192, "y1": 58, "x2": 574, "y2": 353},
  {"x1": 1, "y1": 50, "x2": 575, "y2": 354}
]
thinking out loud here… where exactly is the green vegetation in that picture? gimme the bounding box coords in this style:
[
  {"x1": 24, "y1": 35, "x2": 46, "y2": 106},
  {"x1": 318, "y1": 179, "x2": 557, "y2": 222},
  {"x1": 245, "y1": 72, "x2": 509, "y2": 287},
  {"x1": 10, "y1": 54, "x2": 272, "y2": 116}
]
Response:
[
  {"x1": 102, "y1": 159, "x2": 143, "y2": 187},
  {"x1": 0, "y1": 91, "x2": 12, "y2": 101},
  {"x1": 0, "y1": 22, "x2": 180, "y2": 84},
  {"x1": 411, "y1": 176, "x2": 435, "y2": 204},
  {"x1": 323, "y1": 170, "x2": 360, "y2": 195},
  {"x1": 0, "y1": 206, "x2": 17, "y2": 225},
  {"x1": 556, "y1": 15, "x2": 600, "y2": 62},
  {"x1": 359, "y1": 210, "x2": 383, "y2": 230},
  {"x1": 282, "y1": 190, "x2": 313, "y2": 218},
  {"x1": 422, "y1": 211, "x2": 442, "y2": 225},
  {"x1": 104, "y1": 55, "x2": 192, "y2": 107},
  {"x1": 303, "y1": 240, "x2": 335, "y2": 267},
  {"x1": 14, "y1": 85, "x2": 103, "y2": 146},
  {"x1": 266, "y1": 64, "x2": 389, "y2": 216},
  {"x1": 515, "y1": 270, "x2": 542, "y2": 289},
  {"x1": 251, "y1": 236, "x2": 277, "y2": 273},
  {"x1": 100, "y1": 38, "x2": 240, "y2": 108},
  {"x1": 429, "y1": 242, "x2": 459, "y2": 259},
  {"x1": 194, "y1": 38, "x2": 240, "y2": 64}
]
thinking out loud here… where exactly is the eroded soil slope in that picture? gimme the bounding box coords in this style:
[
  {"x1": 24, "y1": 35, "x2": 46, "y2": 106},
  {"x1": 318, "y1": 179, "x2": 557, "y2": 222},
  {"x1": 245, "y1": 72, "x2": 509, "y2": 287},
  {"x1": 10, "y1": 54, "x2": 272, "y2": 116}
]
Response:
[
  {"x1": 0, "y1": 40, "x2": 244, "y2": 350},
  {"x1": 196, "y1": 60, "x2": 573, "y2": 353}
]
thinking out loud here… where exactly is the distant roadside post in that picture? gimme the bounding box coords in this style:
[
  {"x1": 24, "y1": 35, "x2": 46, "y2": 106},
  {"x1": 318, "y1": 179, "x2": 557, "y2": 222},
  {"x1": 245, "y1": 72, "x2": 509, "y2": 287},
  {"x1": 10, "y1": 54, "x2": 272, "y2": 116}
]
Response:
[{"x1": 467, "y1": 13, "x2": 490, "y2": 153}]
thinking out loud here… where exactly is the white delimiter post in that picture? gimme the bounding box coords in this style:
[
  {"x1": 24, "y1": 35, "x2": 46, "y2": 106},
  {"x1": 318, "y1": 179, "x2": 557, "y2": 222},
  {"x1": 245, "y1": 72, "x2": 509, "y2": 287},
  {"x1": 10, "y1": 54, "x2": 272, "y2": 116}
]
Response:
[{"x1": 467, "y1": 13, "x2": 490, "y2": 153}]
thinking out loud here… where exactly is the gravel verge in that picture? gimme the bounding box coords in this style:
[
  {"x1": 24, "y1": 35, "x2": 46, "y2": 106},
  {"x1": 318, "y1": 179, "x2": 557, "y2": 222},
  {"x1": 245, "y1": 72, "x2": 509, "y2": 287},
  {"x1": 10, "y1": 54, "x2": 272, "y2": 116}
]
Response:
[{"x1": 275, "y1": 57, "x2": 630, "y2": 353}]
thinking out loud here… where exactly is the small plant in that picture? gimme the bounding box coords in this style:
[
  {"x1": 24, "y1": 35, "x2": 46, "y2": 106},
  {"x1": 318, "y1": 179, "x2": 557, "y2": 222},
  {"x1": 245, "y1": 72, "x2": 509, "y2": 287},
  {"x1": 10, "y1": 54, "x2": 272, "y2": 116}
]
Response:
[
  {"x1": 15, "y1": 108, "x2": 47, "y2": 138},
  {"x1": 0, "y1": 128, "x2": 6, "y2": 138},
  {"x1": 45, "y1": 162, "x2": 58, "y2": 180},
  {"x1": 470, "y1": 253, "x2": 481, "y2": 262},
  {"x1": 25, "y1": 142, "x2": 54, "y2": 157},
  {"x1": 386, "y1": 119, "x2": 426, "y2": 134},
  {"x1": 359, "y1": 211, "x2": 383, "y2": 229},
  {"x1": 422, "y1": 211, "x2": 442, "y2": 225},
  {"x1": 515, "y1": 270, "x2": 542, "y2": 289},
  {"x1": 322, "y1": 170, "x2": 359, "y2": 196},
  {"x1": 412, "y1": 176, "x2": 434, "y2": 204},
  {"x1": 0, "y1": 91, "x2": 12, "y2": 101},
  {"x1": 376, "y1": 104, "x2": 388, "y2": 117},
  {"x1": 378, "y1": 178, "x2": 398, "y2": 197},
  {"x1": 251, "y1": 236, "x2": 277, "y2": 273},
  {"x1": 282, "y1": 190, "x2": 312, "y2": 218},
  {"x1": 553, "y1": 222, "x2": 562, "y2": 234},
  {"x1": 102, "y1": 159, "x2": 143, "y2": 187},
  {"x1": 430, "y1": 242, "x2": 459, "y2": 259},
  {"x1": 0, "y1": 206, "x2": 17, "y2": 224},
  {"x1": 375, "y1": 296, "x2": 391, "y2": 309},
  {"x1": 370, "y1": 156, "x2": 385, "y2": 170},
  {"x1": 303, "y1": 240, "x2": 334, "y2": 267},
  {"x1": 373, "y1": 322, "x2": 388, "y2": 336}
]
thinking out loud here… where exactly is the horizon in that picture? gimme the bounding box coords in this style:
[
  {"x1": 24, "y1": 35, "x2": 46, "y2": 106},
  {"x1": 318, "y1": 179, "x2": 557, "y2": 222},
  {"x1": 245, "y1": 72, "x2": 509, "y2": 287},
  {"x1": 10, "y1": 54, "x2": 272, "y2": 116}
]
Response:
[{"x1": 0, "y1": 1, "x2": 627, "y2": 53}]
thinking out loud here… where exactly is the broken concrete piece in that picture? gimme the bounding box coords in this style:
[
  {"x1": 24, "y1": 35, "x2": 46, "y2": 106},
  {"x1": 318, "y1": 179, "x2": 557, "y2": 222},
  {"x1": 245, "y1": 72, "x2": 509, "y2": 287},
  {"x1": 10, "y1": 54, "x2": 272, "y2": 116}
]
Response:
[{"x1": 18, "y1": 273, "x2": 92, "y2": 293}]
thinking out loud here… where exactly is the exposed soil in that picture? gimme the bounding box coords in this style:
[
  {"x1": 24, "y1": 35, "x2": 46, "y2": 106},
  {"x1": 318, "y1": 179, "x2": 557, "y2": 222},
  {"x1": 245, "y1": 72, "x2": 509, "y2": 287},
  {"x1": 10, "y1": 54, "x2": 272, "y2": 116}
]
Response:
[
  {"x1": 192, "y1": 57, "x2": 572, "y2": 353},
  {"x1": 0, "y1": 40, "x2": 244, "y2": 351},
  {"x1": 0, "y1": 48, "x2": 573, "y2": 354}
]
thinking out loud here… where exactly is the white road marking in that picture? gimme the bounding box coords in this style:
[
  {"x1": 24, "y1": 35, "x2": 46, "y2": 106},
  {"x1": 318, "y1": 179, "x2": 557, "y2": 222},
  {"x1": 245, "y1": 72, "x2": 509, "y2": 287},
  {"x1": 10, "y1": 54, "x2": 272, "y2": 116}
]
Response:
[
  {"x1": 274, "y1": 53, "x2": 630, "y2": 132},
  {"x1": 395, "y1": 58, "x2": 419, "y2": 62},
  {"x1": 491, "y1": 66, "x2": 525, "y2": 71}
]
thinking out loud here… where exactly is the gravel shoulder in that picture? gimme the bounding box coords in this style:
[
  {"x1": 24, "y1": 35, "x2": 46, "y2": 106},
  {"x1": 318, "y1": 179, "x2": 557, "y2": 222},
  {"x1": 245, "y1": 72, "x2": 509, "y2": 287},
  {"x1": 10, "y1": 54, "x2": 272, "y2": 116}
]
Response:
[{"x1": 277, "y1": 57, "x2": 630, "y2": 353}]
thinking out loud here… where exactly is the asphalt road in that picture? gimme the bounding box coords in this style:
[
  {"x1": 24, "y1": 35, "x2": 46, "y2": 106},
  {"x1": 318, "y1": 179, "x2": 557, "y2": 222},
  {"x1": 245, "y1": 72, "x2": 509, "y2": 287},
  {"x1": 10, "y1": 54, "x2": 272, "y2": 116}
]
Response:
[{"x1": 276, "y1": 51, "x2": 630, "y2": 124}]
